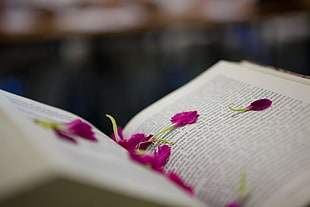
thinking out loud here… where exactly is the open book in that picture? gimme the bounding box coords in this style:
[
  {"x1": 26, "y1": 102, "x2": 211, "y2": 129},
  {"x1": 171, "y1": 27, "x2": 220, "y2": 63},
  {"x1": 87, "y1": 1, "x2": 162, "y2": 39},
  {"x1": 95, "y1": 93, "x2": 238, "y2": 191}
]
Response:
[{"x1": 1, "y1": 60, "x2": 309, "y2": 207}]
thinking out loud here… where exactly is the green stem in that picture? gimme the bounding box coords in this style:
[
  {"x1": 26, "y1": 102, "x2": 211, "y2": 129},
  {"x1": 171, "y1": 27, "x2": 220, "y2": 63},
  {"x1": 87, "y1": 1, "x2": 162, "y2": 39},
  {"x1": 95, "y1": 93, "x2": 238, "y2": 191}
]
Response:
[
  {"x1": 145, "y1": 124, "x2": 175, "y2": 145},
  {"x1": 151, "y1": 124, "x2": 174, "y2": 139},
  {"x1": 34, "y1": 119, "x2": 61, "y2": 130},
  {"x1": 156, "y1": 139, "x2": 174, "y2": 145},
  {"x1": 238, "y1": 167, "x2": 247, "y2": 197},
  {"x1": 136, "y1": 124, "x2": 175, "y2": 149},
  {"x1": 105, "y1": 114, "x2": 121, "y2": 142},
  {"x1": 228, "y1": 104, "x2": 249, "y2": 112}
]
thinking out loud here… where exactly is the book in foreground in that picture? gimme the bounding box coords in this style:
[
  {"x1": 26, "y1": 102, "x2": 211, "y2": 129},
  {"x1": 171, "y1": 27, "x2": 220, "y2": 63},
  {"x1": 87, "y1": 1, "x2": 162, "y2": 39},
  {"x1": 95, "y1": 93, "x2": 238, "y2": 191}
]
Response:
[{"x1": 0, "y1": 60, "x2": 310, "y2": 207}]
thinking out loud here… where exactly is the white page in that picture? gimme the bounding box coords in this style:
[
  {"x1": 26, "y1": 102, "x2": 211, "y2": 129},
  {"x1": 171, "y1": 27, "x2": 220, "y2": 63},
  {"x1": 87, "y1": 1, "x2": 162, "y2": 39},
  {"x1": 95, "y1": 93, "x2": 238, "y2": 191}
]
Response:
[
  {"x1": 0, "y1": 90, "x2": 204, "y2": 207},
  {"x1": 124, "y1": 61, "x2": 310, "y2": 207}
]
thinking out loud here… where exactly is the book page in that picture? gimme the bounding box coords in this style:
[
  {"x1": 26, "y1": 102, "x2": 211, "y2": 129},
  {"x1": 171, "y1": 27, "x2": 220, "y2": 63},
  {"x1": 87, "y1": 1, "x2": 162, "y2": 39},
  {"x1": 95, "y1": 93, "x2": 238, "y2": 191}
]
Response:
[
  {"x1": 123, "y1": 61, "x2": 310, "y2": 207},
  {"x1": 0, "y1": 90, "x2": 204, "y2": 207}
]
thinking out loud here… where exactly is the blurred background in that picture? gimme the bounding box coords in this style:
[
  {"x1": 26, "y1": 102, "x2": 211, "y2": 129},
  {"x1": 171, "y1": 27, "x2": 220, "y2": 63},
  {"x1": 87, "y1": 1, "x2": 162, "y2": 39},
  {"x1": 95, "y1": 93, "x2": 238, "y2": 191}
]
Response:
[{"x1": 0, "y1": 0, "x2": 309, "y2": 135}]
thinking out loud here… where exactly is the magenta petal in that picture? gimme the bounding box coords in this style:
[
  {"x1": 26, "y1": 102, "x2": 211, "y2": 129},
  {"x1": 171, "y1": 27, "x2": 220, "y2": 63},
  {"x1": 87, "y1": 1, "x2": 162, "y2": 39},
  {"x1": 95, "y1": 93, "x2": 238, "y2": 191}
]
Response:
[
  {"x1": 154, "y1": 145, "x2": 171, "y2": 168},
  {"x1": 66, "y1": 119, "x2": 97, "y2": 142},
  {"x1": 167, "y1": 172, "x2": 194, "y2": 195},
  {"x1": 129, "y1": 151, "x2": 154, "y2": 165},
  {"x1": 247, "y1": 99, "x2": 272, "y2": 111},
  {"x1": 117, "y1": 140, "x2": 134, "y2": 151},
  {"x1": 171, "y1": 111, "x2": 199, "y2": 127},
  {"x1": 54, "y1": 129, "x2": 78, "y2": 144},
  {"x1": 225, "y1": 199, "x2": 241, "y2": 207},
  {"x1": 128, "y1": 134, "x2": 152, "y2": 150},
  {"x1": 128, "y1": 147, "x2": 168, "y2": 173}
]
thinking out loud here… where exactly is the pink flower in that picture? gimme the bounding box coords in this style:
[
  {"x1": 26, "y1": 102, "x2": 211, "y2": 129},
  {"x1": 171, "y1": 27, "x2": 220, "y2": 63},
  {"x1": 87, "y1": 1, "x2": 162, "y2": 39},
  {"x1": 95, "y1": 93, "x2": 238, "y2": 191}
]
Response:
[
  {"x1": 167, "y1": 172, "x2": 194, "y2": 195},
  {"x1": 106, "y1": 113, "x2": 196, "y2": 195},
  {"x1": 171, "y1": 111, "x2": 199, "y2": 127},
  {"x1": 228, "y1": 99, "x2": 272, "y2": 112}
]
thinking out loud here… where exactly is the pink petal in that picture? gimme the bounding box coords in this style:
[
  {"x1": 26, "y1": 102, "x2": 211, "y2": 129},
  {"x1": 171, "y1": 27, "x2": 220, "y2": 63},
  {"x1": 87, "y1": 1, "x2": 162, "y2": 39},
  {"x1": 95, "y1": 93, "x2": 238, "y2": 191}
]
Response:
[
  {"x1": 247, "y1": 99, "x2": 272, "y2": 111},
  {"x1": 167, "y1": 172, "x2": 194, "y2": 195},
  {"x1": 225, "y1": 199, "x2": 241, "y2": 207},
  {"x1": 66, "y1": 119, "x2": 97, "y2": 142},
  {"x1": 128, "y1": 134, "x2": 152, "y2": 150},
  {"x1": 129, "y1": 151, "x2": 154, "y2": 165},
  {"x1": 154, "y1": 145, "x2": 171, "y2": 167},
  {"x1": 171, "y1": 111, "x2": 199, "y2": 127},
  {"x1": 117, "y1": 140, "x2": 134, "y2": 152},
  {"x1": 54, "y1": 129, "x2": 78, "y2": 144}
]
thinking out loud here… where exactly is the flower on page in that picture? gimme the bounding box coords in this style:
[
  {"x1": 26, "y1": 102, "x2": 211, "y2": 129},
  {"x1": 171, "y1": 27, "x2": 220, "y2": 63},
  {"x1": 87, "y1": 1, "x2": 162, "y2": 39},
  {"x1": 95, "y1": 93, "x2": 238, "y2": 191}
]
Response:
[
  {"x1": 34, "y1": 119, "x2": 97, "y2": 143},
  {"x1": 105, "y1": 113, "x2": 197, "y2": 195},
  {"x1": 228, "y1": 99, "x2": 272, "y2": 112}
]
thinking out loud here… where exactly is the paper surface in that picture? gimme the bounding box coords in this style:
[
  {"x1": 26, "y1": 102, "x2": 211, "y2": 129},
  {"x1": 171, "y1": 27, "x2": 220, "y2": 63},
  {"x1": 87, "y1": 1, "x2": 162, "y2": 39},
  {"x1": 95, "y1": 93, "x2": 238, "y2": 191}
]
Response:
[
  {"x1": 124, "y1": 61, "x2": 310, "y2": 207},
  {"x1": 0, "y1": 89, "x2": 204, "y2": 207}
]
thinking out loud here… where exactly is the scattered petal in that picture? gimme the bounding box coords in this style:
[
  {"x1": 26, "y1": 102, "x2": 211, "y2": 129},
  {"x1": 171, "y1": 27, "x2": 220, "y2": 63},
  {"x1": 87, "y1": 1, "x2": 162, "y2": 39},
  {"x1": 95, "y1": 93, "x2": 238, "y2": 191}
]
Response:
[
  {"x1": 129, "y1": 145, "x2": 171, "y2": 173},
  {"x1": 54, "y1": 128, "x2": 78, "y2": 144},
  {"x1": 171, "y1": 111, "x2": 199, "y2": 127},
  {"x1": 228, "y1": 99, "x2": 272, "y2": 112},
  {"x1": 118, "y1": 134, "x2": 153, "y2": 152},
  {"x1": 34, "y1": 119, "x2": 97, "y2": 144},
  {"x1": 106, "y1": 113, "x2": 198, "y2": 195},
  {"x1": 225, "y1": 199, "x2": 241, "y2": 207},
  {"x1": 154, "y1": 145, "x2": 171, "y2": 168},
  {"x1": 65, "y1": 119, "x2": 97, "y2": 142},
  {"x1": 167, "y1": 172, "x2": 194, "y2": 195},
  {"x1": 247, "y1": 99, "x2": 272, "y2": 111}
]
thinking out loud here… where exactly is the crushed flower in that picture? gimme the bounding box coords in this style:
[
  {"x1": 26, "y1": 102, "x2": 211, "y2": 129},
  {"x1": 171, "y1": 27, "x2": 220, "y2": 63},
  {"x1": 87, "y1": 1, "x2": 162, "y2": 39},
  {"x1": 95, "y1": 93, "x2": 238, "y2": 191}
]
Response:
[
  {"x1": 105, "y1": 111, "x2": 199, "y2": 195},
  {"x1": 228, "y1": 99, "x2": 272, "y2": 112},
  {"x1": 34, "y1": 119, "x2": 97, "y2": 143}
]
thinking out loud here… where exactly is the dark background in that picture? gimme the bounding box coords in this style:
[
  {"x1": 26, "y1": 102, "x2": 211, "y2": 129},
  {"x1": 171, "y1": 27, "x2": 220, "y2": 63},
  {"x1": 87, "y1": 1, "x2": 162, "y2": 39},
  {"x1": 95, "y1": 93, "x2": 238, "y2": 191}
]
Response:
[{"x1": 0, "y1": 0, "x2": 309, "y2": 135}]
